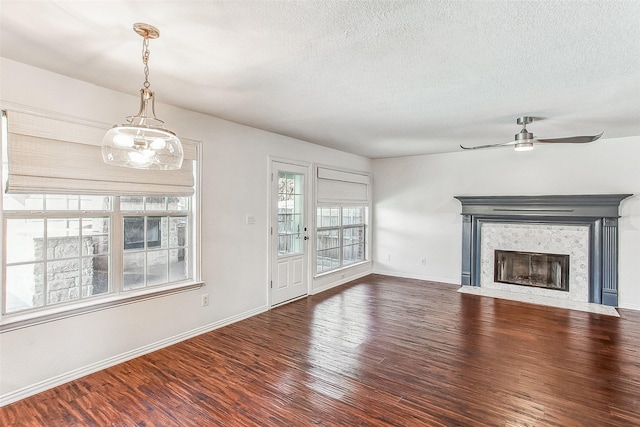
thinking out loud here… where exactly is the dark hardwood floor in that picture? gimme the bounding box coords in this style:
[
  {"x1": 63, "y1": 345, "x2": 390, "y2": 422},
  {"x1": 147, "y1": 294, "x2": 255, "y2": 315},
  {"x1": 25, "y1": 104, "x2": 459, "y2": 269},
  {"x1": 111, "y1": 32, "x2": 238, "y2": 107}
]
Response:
[{"x1": 2, "y1": 274, "x2": 640, "y2": 426}]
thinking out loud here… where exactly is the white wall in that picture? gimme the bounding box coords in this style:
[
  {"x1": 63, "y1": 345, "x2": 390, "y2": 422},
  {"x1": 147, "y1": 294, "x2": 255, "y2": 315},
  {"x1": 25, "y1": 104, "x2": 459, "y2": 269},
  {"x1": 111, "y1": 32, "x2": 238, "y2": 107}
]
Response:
[
  {"x1": 0, "y1": 58, "x2": 372, "y2": 404},
  {"x1": 372, "y1": 138, "x2": 640, "y2": 311}
]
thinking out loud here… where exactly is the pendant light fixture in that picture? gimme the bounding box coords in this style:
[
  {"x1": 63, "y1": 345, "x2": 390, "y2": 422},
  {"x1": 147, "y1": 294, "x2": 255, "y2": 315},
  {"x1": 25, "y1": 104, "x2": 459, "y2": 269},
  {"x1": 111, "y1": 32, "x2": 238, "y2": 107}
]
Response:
[{"x1": 102, "y1": 23, "x2": 183, "y2": 170}]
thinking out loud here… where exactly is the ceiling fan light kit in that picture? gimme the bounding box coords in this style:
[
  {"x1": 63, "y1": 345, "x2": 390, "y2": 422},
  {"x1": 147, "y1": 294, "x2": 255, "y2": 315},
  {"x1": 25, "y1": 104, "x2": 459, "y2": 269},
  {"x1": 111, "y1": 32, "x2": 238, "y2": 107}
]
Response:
[
  {"x1": 102, "y1": 23, "x2": 184, "y2": 170},
  {"x1": 460, "y1": 116, "x2": 603, "y2": 152},
  {"x1": 514, "y1": 142, "x2": 534, "y2": 152}
]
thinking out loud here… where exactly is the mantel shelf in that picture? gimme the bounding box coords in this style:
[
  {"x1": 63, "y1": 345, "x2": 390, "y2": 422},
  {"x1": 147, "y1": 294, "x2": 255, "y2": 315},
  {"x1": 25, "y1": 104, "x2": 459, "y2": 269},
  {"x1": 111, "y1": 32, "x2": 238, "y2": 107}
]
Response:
[{"x1": 455, "y1": 194, "x2": 632, "y2": 218}]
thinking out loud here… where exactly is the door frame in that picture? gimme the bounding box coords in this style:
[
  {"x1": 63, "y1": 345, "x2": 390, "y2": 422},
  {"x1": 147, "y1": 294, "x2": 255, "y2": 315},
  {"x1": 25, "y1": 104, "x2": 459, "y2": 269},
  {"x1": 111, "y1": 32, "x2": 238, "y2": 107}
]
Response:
[{"x1": 268, "y1": 156, "x2": 313, "y2": 308}]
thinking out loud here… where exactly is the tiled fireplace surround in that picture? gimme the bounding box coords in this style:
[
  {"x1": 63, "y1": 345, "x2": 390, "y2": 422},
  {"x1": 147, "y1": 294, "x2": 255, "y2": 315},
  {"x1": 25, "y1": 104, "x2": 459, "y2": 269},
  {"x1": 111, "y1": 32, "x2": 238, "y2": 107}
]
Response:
[{"x1": 455, "y1": 195, "x2": 631, "y2": 307}]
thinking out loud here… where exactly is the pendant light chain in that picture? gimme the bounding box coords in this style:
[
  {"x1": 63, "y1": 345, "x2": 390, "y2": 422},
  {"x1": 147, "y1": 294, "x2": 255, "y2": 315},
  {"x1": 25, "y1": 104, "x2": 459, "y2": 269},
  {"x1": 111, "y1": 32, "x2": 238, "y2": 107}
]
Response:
[{"x1": 142, "y1": 36, "x2": 151, "y2": 89}]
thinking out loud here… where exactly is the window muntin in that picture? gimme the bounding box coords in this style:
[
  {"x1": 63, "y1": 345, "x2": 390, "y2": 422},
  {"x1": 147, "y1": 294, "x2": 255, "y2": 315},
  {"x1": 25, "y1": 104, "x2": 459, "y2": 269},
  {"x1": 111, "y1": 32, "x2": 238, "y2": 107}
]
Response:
[
  {"x1": 3, "y1": 195, "x2": 192, "y2": 315},
  {"x1": 316, "y1": 206, "x2": 367, "y2": 274}
]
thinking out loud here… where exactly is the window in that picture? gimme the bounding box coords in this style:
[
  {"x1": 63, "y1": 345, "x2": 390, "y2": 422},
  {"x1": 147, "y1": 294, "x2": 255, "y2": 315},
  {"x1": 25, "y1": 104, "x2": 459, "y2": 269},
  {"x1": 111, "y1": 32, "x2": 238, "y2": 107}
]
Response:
[
  {"x1": 3, "y1": 195, "x2": 193, "y2": 315},
  {"x1": 315, "y1": 166, "x2": 370, "y2": 275},
  {"x1": 1, "y1": 110, "x2": 200, "y2": 319},
  {"x1": 316, "y1": 206, "x2": 367, "y2": 274}
]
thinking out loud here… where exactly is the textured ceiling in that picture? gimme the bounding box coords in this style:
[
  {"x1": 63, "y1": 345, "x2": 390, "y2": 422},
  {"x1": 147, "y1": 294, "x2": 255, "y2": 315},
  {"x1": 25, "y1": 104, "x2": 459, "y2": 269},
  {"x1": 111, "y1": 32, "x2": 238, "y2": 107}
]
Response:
[{"x1": 1, "y1": 0, "x2": 639, "y2": 158}]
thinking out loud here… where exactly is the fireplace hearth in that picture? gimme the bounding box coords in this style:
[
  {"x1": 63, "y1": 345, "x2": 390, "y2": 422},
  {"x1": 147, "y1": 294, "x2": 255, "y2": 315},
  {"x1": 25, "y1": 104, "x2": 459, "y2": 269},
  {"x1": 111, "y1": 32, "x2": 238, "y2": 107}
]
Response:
[{"x1": 494, "y1": 250, "x2": 569, "y2": 291}]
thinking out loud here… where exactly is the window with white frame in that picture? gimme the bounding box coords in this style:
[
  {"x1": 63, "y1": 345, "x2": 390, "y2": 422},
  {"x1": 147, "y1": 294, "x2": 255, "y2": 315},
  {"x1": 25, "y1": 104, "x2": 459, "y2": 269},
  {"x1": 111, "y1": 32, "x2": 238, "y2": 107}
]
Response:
[
  {"x1": 315, "y1": 167, "x2": 370, "y2": 275},
  {"x1": 316, "y1": 206, "x2": 367, "y2": 274},
  {"x1": 1, "y1": 110, "x2": 199, "y2": 318},
  {"x1": 3, "y1": 195, "x2": 193, "y2": 314}
]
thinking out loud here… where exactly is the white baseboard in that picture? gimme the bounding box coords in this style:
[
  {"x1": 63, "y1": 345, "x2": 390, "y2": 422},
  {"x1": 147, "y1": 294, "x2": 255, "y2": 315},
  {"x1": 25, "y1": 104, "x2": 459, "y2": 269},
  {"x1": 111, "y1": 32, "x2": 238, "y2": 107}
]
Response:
[
  {"x1": 0, "y1": 305, "x2": 269, "y2": 407},
  {"x1": 371, "y1": 268, "x2": 458, "y2": 285},
  {"x1": 618, "y1": 302, "x2": 640, "y2": 312}
]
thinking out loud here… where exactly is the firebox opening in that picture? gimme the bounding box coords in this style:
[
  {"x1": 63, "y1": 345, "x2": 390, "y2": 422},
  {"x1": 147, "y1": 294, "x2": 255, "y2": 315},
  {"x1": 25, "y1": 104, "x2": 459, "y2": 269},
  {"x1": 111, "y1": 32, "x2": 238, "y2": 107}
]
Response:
[{"x1": 494, "y1": 250, "x2": 569, "y2": 291}]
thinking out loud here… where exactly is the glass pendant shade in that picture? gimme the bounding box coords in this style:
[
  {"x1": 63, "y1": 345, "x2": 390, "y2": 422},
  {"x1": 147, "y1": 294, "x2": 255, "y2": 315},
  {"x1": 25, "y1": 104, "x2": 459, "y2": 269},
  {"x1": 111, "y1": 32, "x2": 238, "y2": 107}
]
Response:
[{"x1": 103, "y1": 88, "x2": 183, "y2": 170}]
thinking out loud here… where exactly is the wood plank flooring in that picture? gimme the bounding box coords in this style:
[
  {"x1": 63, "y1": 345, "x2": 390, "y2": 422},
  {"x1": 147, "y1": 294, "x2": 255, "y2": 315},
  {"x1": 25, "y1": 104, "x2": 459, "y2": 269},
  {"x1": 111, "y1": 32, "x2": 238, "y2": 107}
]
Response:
[{"x1": 2, "y1": 274, "x2": 640, "y2": 426}]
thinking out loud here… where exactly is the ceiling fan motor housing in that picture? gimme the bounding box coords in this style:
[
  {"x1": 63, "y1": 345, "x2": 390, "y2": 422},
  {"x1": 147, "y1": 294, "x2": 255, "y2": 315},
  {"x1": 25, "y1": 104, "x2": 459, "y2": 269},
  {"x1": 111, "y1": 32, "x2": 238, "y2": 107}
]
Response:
[
  {"x1": 515, "y1": 129, "x2": 534, "y2": 141},
  {"x1": 515, "y1": 116, "x2": 535, "y2": 141}
]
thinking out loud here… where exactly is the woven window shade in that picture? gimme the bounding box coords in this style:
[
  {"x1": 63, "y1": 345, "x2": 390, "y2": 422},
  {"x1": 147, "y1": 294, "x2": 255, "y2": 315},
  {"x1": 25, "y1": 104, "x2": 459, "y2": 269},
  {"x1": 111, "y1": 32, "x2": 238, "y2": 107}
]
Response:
[
  {"x1": 5, "y1": 110, "x2": 196, "y2": 196},
  {"x1": 316, "y1": 167, "x2": 370, "y2": 203}
]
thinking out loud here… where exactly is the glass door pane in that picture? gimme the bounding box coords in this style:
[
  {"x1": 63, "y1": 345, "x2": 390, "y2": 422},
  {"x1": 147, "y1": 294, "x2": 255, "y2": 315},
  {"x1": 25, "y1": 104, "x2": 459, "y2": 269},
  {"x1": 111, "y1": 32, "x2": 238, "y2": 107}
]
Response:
[{"x1": 277, "y1": 172, "x2": 304, "y2": 256}]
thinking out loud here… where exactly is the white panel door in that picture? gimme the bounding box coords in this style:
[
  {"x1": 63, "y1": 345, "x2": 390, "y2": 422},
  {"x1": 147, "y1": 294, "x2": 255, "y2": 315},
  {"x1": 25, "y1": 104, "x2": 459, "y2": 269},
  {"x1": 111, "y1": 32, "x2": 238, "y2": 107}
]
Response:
[{"x1": 270, "y1": 161, "x2": 309, "y2": 306}]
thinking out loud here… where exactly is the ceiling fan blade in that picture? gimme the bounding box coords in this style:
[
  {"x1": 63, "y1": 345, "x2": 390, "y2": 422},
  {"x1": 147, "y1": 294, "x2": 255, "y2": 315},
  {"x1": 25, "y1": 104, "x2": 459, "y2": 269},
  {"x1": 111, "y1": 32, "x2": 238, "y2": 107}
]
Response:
[
  {"x1": 535, "y1": 132, "x2": 604, "y2": 144},
  {"x1": 460, "y1": 141, "x2": 515, "y2": 150}
]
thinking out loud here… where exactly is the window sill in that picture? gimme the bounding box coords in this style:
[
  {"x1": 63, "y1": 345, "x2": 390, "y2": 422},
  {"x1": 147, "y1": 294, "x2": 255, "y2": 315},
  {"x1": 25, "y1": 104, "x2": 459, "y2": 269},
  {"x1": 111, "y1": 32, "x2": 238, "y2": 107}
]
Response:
[
  {"x1": 315, "y1": 261, "x2": 370, "y2": 278},
  {"x1": 0, "y1": 281, "x2": 204, "y2": 333}
]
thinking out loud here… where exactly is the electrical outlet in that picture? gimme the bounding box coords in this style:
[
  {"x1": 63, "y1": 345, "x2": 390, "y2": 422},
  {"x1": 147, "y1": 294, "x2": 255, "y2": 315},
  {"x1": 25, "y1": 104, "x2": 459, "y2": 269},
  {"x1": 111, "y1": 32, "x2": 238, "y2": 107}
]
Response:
[
  {"x1": 421, "y1": 258, "x2": 427, "y2": 265},
  {"x1": 201, "y1": 294, "x2": 209, "y2": 307}
]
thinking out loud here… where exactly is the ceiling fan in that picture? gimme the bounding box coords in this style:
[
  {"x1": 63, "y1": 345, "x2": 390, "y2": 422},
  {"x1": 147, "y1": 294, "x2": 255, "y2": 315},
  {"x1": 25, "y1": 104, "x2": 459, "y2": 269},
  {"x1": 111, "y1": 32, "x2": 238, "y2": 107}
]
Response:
[{"x1": 460, "y1": 116, "x2": 604, "y2": 151}]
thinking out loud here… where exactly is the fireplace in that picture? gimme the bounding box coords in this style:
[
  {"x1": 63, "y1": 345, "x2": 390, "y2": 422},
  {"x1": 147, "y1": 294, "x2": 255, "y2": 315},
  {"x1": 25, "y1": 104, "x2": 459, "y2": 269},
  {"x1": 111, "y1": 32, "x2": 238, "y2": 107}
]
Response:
[
  {"x1": 455, "y1": 194, "x2": 631, "y2": 307},
  {"x1": 494, "y1": 250, "x2": 569, "y2": 291}
]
